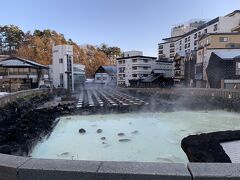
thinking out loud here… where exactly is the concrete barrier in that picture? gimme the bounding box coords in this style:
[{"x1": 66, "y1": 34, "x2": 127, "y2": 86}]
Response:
[
  {"x1": 0, "y1": 154, "x2": 191, "y2": 180},
  {"x1": 0, "y1": 88, "x2": 49, "y2": 107},
  {"x1": 1, "y1": 153, "x2": 240, "y2": 180}
]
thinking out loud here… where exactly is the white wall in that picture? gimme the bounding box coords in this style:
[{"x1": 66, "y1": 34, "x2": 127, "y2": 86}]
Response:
[
  {"x1": 52, "y1": 45, "x2": 74, "y2": 90},
  {"x1": 117, "y1": 55, "x2": 157, "y2": 86}
]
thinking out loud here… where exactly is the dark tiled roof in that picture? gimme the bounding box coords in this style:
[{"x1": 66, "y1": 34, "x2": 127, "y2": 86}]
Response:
[
  {"x1": 142, "y1": 75, "x2": 161, "y2": 83},
  {"x1": 95, "y1": 66, "x2": 117, "y2": 75},
  {"x1": 0, "y1": 57, "x2": 47, "y2": 69},
  {"x1": 117, "y1": 56, "x2": 157, "y2": 60},
  {"x1": 101, "y1": 66, "x2": 117, "y2": 74}
]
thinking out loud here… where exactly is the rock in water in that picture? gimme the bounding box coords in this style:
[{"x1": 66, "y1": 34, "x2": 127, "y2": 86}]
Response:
[
  {"x1": 97, "y1": 129, "x2": 103, "y2": 133},
  {"x1": 131, "y1": 130, "x2": 139, "y2": 134},
  {"x1": 119, "y1": 139, "x2": 131, "y2": 142},
  {"x1": 79, "y1": 128, "x2": 86, "y2": 134},
  {"x1": 101, "y1": 137, "x2": 106, "y2": 140},
  {"x1": 118, "y1": 133, "x2": 125, "y2": 136},
  {"x1": 60, "y1": 152, "x2": 70, "y2": 156}
]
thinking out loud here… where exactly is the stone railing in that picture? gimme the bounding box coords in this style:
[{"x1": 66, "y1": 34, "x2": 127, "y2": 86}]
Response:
[
  {"x1": 120, "y1": 88, "x2": 240, "y2": 99},
  {"x1": 0, "y1": 153, "x2": 239, "y2": 180},
  {"x1": 0, "y1": 88, "x2": 50, "y2": 107}
]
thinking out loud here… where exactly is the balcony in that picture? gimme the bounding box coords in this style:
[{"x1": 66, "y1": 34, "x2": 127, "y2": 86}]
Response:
[
  {"x1": 132, "y1": 62, "x2": 151, "y2": 66},
  {"x1": 159, "y1": 45, "x2": 163, "y2": 49}
]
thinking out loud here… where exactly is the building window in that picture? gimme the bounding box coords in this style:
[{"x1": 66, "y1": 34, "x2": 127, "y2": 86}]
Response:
[
  {"x1": 204, "y1": 29, "x2": 207, "y2": 34},
  {"x1": 132, "y1": 59, "x2": 137, "y2": 63},
  {"x1": 132, "y1": 66, "x2": 137, "y2": 70},
  {"x1": 185, "y1": 44, "x2": 188, "y2": 49},
  {"x1": 194, "y1": 40, "x2": 197, "y2": 46},
  {"x1": 159, "y1": 50, "x2": 163, "y2": 54},
  {"x1": 237, "y1": 62, "x2": 240, "y2": 75},
  {"x1": 194, "y1": 33, "x2": 197, "y2": 39},
  {"x1": 170, "y1": 49, "x2": 175, "y2": 53},
  {"x1": 180, "y1": 40, "x2": 182, "y2": 45},
  {"x1": 119, "y1": 67, "x2": 125, "y2": 73},
  {"x1": 188, "y1": 43, "x2": 190, "y2": 48},
  {"x1": 188, "y1": 36, "x2": 190, "y2": 42},
  {"x1": 59, "y1": 58, "x2": 63, "y2": 63},
  {"x1": 219, "y1": 37, "x2": 229, "y2": 42},
  {"x1": 185, "y1": 38, "x2": 187, "y2": 43},
  {"x1": 159, "y1": 44, "x2": 163, "y2": 49},
  {"x1": 214, "y1": 24, "x2": 218, "y2": 31},
  {"x1": 132, "y1": 74, "x2": 137, "y2": 78},
  {"x1": 198, "y1": 32, "x2": 201, "y2": 37},
  {"x1": 170, "y1": 43, "x2": 175, "y2": 48},
  {"x1": 206, "y1": 39, "x2": 211, "y2": 45},
  {"x1": 60, "y1": 73, "x2": 64, "y2": 87},
  {"x1": 143, "y1": 67, "x2": 149, "y2": 70},
  {"x1": 143, "y1": 59, "x2": 149, "y2": 63}
]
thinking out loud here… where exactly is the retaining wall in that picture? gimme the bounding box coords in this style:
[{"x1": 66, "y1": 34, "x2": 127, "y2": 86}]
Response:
[
  {"x1": 0, "y1": 153, "x2": 240, "y2": 180},
  {"x1": 0, "y1": 88, "x2": 50, "y2": 107},
  {"x1": 1, "y1": 88, "x2": 240, "y2": 179}
]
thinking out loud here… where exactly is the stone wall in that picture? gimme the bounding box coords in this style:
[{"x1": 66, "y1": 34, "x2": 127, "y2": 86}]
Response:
[{"x1": 0, "y1": 89, "x2": 50, "y2": 107}]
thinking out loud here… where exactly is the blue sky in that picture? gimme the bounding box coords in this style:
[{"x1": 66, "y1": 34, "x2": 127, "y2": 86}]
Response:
[{"x1": 0, "y1": 0, "x2": 239, "y2": 56}]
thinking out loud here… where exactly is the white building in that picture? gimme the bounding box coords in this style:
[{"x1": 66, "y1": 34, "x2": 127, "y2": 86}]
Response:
[
  {"x1": 116, "y1": 51, "x2": 157, "y2": 86},
  {"x1": 52, "y1": 45, "x2": 74, "y2": 91},
  {"x1": 155, "y1": 59, "x2": 174, "y2": 78},
  {"x1": 158, "y1": 10, "x2": 240, "y2": 61}
]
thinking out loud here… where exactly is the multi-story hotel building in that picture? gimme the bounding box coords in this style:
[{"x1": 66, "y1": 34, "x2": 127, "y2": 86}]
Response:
[
  {"x1": 116, "y1": 51, "x2": 157, "y2": 86},
  {"x1": 158, "y1": 10, "x2": 240, "y2": 61}
]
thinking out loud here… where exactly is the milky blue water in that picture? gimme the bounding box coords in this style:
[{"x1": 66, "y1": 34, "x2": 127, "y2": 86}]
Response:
[{"x1": 31, "y1": 111, "x2": 240, "y2": 163}]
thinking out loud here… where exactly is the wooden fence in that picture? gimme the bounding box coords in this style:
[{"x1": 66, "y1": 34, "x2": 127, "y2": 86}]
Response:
[{"x1": 120, "y1": 88, "x2": 240, "y2": 99}]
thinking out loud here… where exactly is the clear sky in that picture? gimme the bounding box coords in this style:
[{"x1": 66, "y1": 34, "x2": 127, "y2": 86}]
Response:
[{"x1": 0, "y1": 0, "x2": 239, "y2": 56}]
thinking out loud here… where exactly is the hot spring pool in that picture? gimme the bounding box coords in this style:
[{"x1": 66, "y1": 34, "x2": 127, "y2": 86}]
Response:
[{"x1": 31, "y1": 111, "x2": 240, "y2": 163}]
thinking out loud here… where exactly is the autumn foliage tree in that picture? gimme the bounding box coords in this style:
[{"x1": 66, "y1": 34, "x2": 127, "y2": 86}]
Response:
[{"x1": 0, "y1": 25, "x2": 121, "y2": 77}]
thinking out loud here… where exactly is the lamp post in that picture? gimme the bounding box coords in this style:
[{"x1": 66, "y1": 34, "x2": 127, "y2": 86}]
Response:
[{"x1": 26, "y1": 73, "x2": 30, "y2": 89}]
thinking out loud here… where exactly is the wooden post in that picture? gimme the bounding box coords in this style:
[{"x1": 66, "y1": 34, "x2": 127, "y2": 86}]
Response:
[{"x1": 221, "y1": 79, "x2": 224, "y2": 89}]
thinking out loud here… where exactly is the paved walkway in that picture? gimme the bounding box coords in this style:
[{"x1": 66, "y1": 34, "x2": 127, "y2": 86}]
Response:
[{"x1": 221, "y1": 140, "x2": 240, "y2": 163}]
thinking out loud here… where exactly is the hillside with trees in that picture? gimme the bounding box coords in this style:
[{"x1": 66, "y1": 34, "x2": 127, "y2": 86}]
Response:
[{"x1": 0, "y1": 25, "x2": 121, "y2": 77}]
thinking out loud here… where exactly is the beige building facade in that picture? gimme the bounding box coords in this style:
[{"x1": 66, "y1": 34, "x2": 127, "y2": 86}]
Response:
[{"x1": 196, "y1": 33, "x2": 240, "y2": 87}]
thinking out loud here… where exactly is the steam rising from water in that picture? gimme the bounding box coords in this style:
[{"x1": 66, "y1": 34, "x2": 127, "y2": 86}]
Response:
[{"x1": 31, "y1": 110, "x2": 240, "y2": 163}]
